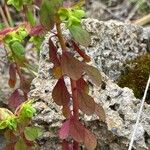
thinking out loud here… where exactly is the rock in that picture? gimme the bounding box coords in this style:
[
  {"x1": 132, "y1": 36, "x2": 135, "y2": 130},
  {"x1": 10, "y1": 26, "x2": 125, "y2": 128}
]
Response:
[
  {"x1": 29, "y1": 18, "x2": 150, "y2": 149},
  {"x1": 81, "y1": 18, "x2": 147, "y2": 81},
  {"x1": 0, "y1": 45, "x2": 11, "y2": 106}
]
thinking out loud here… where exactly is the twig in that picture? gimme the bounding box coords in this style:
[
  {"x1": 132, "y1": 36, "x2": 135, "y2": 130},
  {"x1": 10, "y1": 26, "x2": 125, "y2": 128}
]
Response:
[
  {"x1": 98, "y1": 2, "x2": 125, "y2": 21},
  {"x1": 0, "y1": 5, "x2": 9, "y2": 27},
  {"x1": 128, "y1": 75, "x2": 150, "y2": 150},
  {"x1": 4, "y1": 4, "x2": 14, "y2": 27},
  {"x1": 126, "y1": 0, "x2": 146, "y2": 22},
  {"x1": 133, "y1": 13, "x2": 150, "y2": 25}
]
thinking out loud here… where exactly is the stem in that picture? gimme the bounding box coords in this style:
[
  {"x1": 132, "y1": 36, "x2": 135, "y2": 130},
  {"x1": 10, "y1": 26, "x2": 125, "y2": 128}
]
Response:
[
  {"x1": 4, "y1": 4, "x2": 14, "y2": 27},
  {"x1": 73, "y1": 140, "x2": 79, "y2": 150},
  {"x1": 56, "y1": 17, "x2": 79, "y2": 150},
  {"x1": 15, "y1": 63, "x2": 28, "y2": 100},
  {"x1": 71, "y1": 79, "x2": 79, "y2": 120},
  {"x1": 56, "y1": 18, "x2": 67, "y2": 53},
  {"x1": 0, "y1": 5, "x2": 9, "y2": 27}
]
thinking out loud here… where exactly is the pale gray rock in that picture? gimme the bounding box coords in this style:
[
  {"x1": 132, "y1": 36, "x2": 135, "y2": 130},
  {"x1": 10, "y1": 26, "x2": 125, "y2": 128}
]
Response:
[{"x1": 29, "y1": 18, "x2": 150, "y2": 150}]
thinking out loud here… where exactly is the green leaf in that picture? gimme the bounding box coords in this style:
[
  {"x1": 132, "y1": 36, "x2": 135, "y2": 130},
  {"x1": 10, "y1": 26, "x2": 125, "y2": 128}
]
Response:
[
  {"x1": 16, "y1": 100, "x2": 36, "y2": 121},
  {"x1": 10, "y1": 41, "x2": 26, "y2": 66},
  {"x1": 58, "y1": 8, "x2": 69, "y2": 21},
  {"x1": 24, "y1": 126, "x2": 43, "y2": 141},
  {"x1": 26, "y1": 9, "x2": 36, "y2": 26},
  {"x1": 40, "y1": 0, "x2": 63, "y2": 29},
  {"x1": 69, "y1": 24, "x2": 91, "y2": 47},
  {"x1": 0, "y1": 117, "x2": 17, "y2": 130},
  {"x1": 0, "y1": 108, "x2": 17, "y2": 130},
  {"x1": 58, "y1": 7, "x2": 85, "y2": 27},
  {"x1": 73, "y1": 9, "x2": 85, "y2": 19},
  {"x1": 7, "y1": 0, "x2": 23, "y2": 11},
  {"x1": 23, "y1": 0, "x2": 32, "y2": 5},
  {"x1": 0, "y1": 121, "x2": 7, "y2": 130},
  {"x1": 15, "y1": 138, "x2": 26, "y2": 150}
]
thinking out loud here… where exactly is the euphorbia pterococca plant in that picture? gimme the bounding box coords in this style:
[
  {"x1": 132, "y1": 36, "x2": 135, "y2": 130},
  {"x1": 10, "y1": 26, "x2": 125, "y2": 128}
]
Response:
[{"x1": 39, "y1": 0, "x2": 106, "y2": 149}]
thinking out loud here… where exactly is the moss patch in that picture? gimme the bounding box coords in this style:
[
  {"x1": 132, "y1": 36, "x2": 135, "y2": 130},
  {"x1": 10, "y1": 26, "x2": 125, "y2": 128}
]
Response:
[{"x1": 118, "y1": 53, "x2": 150, "y2": 104}]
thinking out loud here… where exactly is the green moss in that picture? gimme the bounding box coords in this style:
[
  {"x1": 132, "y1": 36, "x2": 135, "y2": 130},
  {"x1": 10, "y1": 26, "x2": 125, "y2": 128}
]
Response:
[{"x1": 118, "y1": 53, "x2": 150, "y2": 104}]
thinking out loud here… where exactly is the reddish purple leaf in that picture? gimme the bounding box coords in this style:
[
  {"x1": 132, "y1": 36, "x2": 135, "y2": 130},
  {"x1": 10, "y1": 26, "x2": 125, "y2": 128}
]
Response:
[
  {"x1": 61, "y1": 52, "x2": 84, "y2": 80},
  {"x1": 70, "y1": 118, "x2": 97, "y2": 150},
  {"x1": 59, "y1": 116, "x2": 97, "y2": 150},
  {"x1": 8, "y1": 89, "x2": 23, "y2": 110},
  {"x1": 84, "y1": 64, "x2": 102, "y2": 86},
  {"x1": 20, "y1": 77, "x2": 32, "y2": 94},
  {"x1": 77, "y1": 91, "x2": 95, "y2": 115},
  {"x1": 29, "y1": 25, "x2": 44, "y2": 36},
  {"x1": 83, "y1": 126, "x2": 97, "y2": 150},
  {"x1": 49, "y1": 38, "x2": 60, "y2": 66},
  {"x1": 59, "y1": 120, "x2": 70, "y2": 139},
  {"x1": 62, "y1": 140, "x2": 73, "y2": 150},
  {"x1": 52, "y1": 78, "x2": 70, "y2": 106},
  {"x1": 71, "y1": 40, "x2": 91, "y2": 62},
  {"x1": 5, "y1": 143, "x2": 15, "y2": 150},
  {"x1": 95, "y1": 104, "x2": 106, "y2": 122},
  {"x1": 8, "y1": 63, "x2": 17, "y2": 88},
  {"x1": 0, "y1": 28, "x2": 12, "y2": 36},
  {"x1": 76, "y1": 78, "x2": 89, "y2": 93}
]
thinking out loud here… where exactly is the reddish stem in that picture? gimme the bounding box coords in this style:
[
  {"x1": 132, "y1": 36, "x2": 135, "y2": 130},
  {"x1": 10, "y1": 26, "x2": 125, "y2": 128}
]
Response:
[
  {"x1": 71, "y1": 79, "x2": 79, "y2": 120},
  {"x1": 71, "y1": 79, "x2": 79, "y2": 150},
  {"x1": 73, "y1": 140, "x2": 79, "y2": 150},
  {"x1": 56, "y1": 17, "x2": 79, "y2": 150},
  {"x1": 15, "y1": 63, "x2": 28, "y2": 100}
]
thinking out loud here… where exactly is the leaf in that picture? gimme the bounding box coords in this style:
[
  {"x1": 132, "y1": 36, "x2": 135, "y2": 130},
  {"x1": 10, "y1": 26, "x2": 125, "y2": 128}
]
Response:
[
  {"x1": 29, "y1": 25, "x2": 44, "y2": 36},
  {"x1": 15, "y1": 138, "x2": 26, "y2": 150},
  {"x1": 83, "y1": 127, "x2": 97, "y2": 150},
  {"x1": 26, "y1": 9, "x2": 36, "y2": 26},
  {"x1": 76, "y1": 78, "x2": 89, "y2": 93},
  {"x1": 52, "y1": 66, "x2": 62, "y2": 79},
  {"x1": 62, "y1": 105, "x2": 71, "y2": 119},
  {"x1": 4, "y1": 130, "x2": 16, "y2": 140},
  {"x1": 52, "y1": 78, "x2": 70, "y2": 106},
  {"x1": 69, "y1": 24, "x2": 91, "y2": 47},
  {"x1": 40, "y1": 0, "x2": 63, "y2": 30},
  {"x1": 77, "y1": 91, "x2": 95, "y2": 115},
  {"x1": 10, "y1": 41, "x2": 27, "y2": 66},
  {"x1": 7, "y1": 0, "x2": 23, "y2": 11},
  {"x1": 71, "y1": 118, "x2": 97, "y2": 150},
  {"x1": 71, "y1": 40, "x2": 91, "y2": 62},
  {"x1": 61, "y1": 52, "x2": 84, "y2": 80},
  {"x1": 0, "y1": 108, "x2": 14, "y2": 121},
  {"x1": 24, "y1": 126, "x2": 43, "y2": 141},
  {"x1": 62, "y1": 140, "x2": 72, "y2": 150},
  {"x1": 84, "y1": 65, "x2": 102, "y2": 86},
  {"x1": 95, "y1": 104, "x2": 106, "y2": 122},
  {"x1": 5, "y1": 143, "x2": 15, "y2": 150},
  {"x1": 15, "y1": 100, "x2": 36, "y2": 120},
  {"x1": 20, "y1": 77, "x2": 32, "y2": 94},
  {"x1": 0, "y1": 108, "x2": 17, "y2": 130},
  {"x1": 59, "y1": 119, "x2": 70, "y2": 139},
  {"x1": 49, "y1": 38, "x2": 60, "y2": 66},
  {"x1": 0, "y1": 27, "x2": 12, "y2": 41},
  {"x1": 59, "y1": 117, "x2": 97, "y2": 150},
  {"x1": 8, "y1": 89, "x2": 23, "y2": 110},
  {"x1": 8, "y1": 63, "x2": 17, "y2": 88}
]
